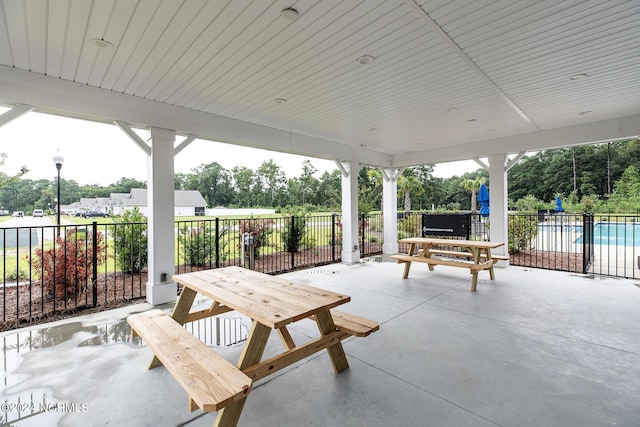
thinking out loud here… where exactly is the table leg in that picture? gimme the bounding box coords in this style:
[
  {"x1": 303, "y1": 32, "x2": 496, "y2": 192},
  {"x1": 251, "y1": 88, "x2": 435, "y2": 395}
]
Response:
[
  {"x1": 485, "y1": 248, "x2": 496, "y2": 280},
  {"x1": 315, "y1": 310, "x2": 349, "y2": 373},
  {"x1": 470, "y1": 248, "x2": 481, "y2": 292},
  {"x1": 215, "y1": 320, "x2": 271, "y2": 427},
  {"x1": 402, "y1": 243, "x2": 415, "y2": 278},
  {"x1": 277, "y1": 327, "x2": 296, "y2": 350},
  {"x1": 148, "y1": 286, "x2": 198, "y2": 369},
  {"x1": 423, "y1": 244, "x2": 435, "y2": 271}
]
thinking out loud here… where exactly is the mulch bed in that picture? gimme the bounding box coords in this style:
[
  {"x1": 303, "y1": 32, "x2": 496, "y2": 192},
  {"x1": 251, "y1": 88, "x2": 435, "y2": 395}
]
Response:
[{"x1": 510, "y1": 250, "x2": 585, "y2": 273}]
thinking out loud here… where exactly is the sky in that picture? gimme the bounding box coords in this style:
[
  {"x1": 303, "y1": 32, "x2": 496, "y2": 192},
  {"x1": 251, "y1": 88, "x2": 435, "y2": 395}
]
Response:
[{"x1": 0, "y1": 110, "x2": 480, "y2": 186}]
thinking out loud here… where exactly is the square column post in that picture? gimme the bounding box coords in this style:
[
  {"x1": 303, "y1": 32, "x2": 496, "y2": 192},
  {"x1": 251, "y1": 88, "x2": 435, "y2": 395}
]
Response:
[
  {"x1": 147, "y1": 127, "x2": 177, "y2": 304},
  {"x1": 340, "y1": 161, "x2": 360, "y2": 263},
  {"x1": 382, "y1": 168, "x2": 399, "y2": 254},
  {"x1": 488, "y1": 154, "x2": 509, "y2": 265}
]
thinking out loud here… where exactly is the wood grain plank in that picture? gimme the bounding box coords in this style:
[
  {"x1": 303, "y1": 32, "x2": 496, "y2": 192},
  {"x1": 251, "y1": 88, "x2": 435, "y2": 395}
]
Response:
[{"x1": 127, "y1": 310, "x2": 252, "y2": 412}]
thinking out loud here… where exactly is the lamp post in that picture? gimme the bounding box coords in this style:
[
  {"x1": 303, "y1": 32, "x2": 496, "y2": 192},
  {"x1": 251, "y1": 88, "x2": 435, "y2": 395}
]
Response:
[{"x1": 53, "y1": 151, "x2": 64, "y2": 236}]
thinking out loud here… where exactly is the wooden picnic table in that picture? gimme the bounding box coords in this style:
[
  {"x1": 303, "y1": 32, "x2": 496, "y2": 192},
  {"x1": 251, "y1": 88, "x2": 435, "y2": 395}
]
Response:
[
  {"x1": 130, "y1": 266, "x2": 378, "y2": 427},
  {"x1": 392, "y1": 237, "x2": 506, "y2": 291}
]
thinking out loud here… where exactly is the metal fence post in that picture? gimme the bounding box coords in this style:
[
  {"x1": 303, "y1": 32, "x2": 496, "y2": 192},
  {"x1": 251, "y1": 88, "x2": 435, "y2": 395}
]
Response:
[
  {"x1": 290, "y1": 215, "x2": 295, "y2": 270},
  {"x1": 215, "y1": 217, "x2": 220, "y2": 269},
  {"x1": 331, "y1": 213, "x2": 336, "y2": 262},
  {"x1": 360, "y1": 213, "x2": 366, "y2": 256},
  {"x1": 92, "y1": 221, "x2": 98, "y2": 307}
]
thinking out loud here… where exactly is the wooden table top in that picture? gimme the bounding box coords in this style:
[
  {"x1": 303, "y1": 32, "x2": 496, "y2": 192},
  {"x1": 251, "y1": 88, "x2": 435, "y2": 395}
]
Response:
[
  {"x1": 399, "y1": 237, "x2": 504, "y2": 249},
  {"x1": 173, "y1": 266, "x2": 350, "y2": 329}
]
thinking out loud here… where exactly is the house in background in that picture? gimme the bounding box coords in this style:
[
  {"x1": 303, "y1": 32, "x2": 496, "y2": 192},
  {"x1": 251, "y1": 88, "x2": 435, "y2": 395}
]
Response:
[
  {"x1": 112, "y1": 188, "x2": 206, "y2": 217},
  {"x1": 63, "y1": 188, "x2": 207, "y2": 217}
]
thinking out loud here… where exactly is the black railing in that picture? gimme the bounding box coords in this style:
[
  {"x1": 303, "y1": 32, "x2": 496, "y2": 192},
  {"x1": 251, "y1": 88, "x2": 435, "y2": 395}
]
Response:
[
  {"x1": 504, "y1": 212, "x2": 640, "y2": 277},
  {"x1": 4, "y1": 211, "x2": 638, "y2": 330},
  {"x1": 175, "y1": 214, "x2": 345, "y2": 275},
  {"x1": 508, "y1": 212, "x2": 586, "y2": 273},
  {"x1": 2, "y1": 214, "x2": 354, "y2": 330}
]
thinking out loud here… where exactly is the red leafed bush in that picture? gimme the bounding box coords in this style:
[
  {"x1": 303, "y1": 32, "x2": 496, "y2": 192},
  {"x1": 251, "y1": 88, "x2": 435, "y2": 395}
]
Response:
[{"x1": 33, "y1": 228, "x2": 106, "y2": 302}]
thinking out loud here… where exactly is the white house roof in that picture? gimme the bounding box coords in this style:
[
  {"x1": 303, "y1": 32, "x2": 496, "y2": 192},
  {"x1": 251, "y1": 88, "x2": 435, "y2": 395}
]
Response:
[
  {"x1": 118, "y1": 189, "x2": 206, "y2": 208},
  {"x1": 0, "y1": 1, "x2": 638, "y2": 168}
]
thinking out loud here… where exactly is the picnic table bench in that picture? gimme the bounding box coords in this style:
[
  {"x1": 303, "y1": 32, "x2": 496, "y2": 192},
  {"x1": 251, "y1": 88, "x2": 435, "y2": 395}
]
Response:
[
  {"x1": 128, "y1": 266, "x2": 378, "y2": 427},
  {"x1": 392, "y1": 237, "x2": 506, "y2": 291}
]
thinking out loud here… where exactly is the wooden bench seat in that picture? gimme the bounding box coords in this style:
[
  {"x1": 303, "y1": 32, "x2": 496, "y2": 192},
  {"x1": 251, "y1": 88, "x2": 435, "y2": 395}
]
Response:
[
  {"x1": 420, "y1": 249, "x2": 509, "y2": 261},
  {"x1": 330, "y1": 310, "x2": 379, "y2": 337},
  {"x1": 391, "y1": 254, "x2": 494, "y2": 271},
  {"x1": 127, "y1": 309, "x2": 252, "y2": 413}
]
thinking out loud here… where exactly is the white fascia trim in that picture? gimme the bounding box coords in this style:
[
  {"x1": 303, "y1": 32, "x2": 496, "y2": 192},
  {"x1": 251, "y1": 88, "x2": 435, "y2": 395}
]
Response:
[{"x1": 0, "y1": 67, "x2": 392, "y2": 168}]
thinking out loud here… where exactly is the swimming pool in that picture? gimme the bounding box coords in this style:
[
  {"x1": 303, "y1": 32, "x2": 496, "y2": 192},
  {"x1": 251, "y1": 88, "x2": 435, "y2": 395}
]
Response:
[{"x1": 576, "y1": 222, "x2": 640, "y2": 246}]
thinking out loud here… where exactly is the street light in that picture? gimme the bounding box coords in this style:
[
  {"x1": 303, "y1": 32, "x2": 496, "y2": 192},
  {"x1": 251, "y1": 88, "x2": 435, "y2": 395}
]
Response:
[{"x1": 53, "y1": 150, "x2": 64, "y2": 236}]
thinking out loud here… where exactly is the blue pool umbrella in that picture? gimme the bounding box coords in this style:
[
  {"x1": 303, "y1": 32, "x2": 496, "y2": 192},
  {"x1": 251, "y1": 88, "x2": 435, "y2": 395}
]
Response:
[
  {"x1": 555, "y1": 196, "x2": 565, "y2": 212},
  {"x1": 478, "y1": 183, "x2": 490, "y2": 217}
]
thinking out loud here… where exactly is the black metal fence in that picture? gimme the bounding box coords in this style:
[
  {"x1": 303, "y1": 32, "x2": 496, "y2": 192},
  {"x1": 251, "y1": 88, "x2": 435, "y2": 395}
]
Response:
[
  {"x1": 1, "y1": 213, "x2": 389, "y2": 330},
  {"x1": 507, "y1": 212, "x2": 592, "y2": 273},
  {"x1": 4, "y1": 211, "x2": 639, "y2": 330},
  {"x1": 506, "y1": 212, "x2": 640, "y2": 279}
]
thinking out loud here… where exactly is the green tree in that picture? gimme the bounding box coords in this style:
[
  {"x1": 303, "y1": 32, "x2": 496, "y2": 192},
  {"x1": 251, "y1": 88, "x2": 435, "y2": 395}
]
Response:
[
  {"x1": 0, "y1": 152, "x2": 28, "y2": 188},
  {"x1": 609, "y1": 165, "x2": 640, "y2": 212},
  {"x1": 231, "y1": 166, "x2": 256, "y2": 207},
  {"x1": 316, "y1": 170, "x2": 341, "y2": 210},
  {"x1": 398, "y1": 174, "x2": 425, "y2": 213},
  {"x1": 257, "y1": 159, "x2": 286, "y2": 207},
  {"x1": 186, "y1": 162, "x2": 233, "y2": 207},
  {"x1": 300, "y1": 160, "x2": 319, "y2": 205},
  {"x1": 460, "y1": 176, "x2": 485, "y2": 213}
]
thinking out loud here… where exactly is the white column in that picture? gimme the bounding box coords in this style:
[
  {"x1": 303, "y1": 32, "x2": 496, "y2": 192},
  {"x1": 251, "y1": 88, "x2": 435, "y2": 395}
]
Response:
[
  {"x1": 382, "y1": 168, "x2": 399, "y2": 254},
  {"x1": 146, "y1": 127, "x2": 177, "y2": 304},
  {"x1": 340, "y1": 161, "x2": 360, "y2": 263},
  {"x1": 488, "y1": 154, "x2": 509, "y2": 265}
]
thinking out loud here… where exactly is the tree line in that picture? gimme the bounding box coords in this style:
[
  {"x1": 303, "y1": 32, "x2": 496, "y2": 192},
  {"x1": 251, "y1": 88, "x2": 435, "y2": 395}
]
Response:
[{"x1": 2, "y1": 139, "x2": 639, "y2": 215}]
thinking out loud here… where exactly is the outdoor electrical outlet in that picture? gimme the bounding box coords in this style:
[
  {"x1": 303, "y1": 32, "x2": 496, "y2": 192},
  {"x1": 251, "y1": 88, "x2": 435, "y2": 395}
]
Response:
[{"x1": 160, "y1": 273, "x2": 167, "y2": 282}]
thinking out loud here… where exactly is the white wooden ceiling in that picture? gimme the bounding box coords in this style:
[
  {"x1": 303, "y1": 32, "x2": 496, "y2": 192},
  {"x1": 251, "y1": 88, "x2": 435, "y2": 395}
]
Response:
[{"x1": 0, "y1": 0, "x2": 639, "y2": 168}]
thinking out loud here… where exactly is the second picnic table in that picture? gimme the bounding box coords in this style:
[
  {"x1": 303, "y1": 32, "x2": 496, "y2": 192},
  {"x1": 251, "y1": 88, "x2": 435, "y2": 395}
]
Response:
[{"x1": 392, "y1": 237, "x2": 506, "y2": 291}]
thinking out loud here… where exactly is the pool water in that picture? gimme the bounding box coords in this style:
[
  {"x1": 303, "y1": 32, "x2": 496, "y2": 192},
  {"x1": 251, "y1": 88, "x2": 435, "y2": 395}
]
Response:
[{"x1": 576, "y1": 222, "x2": 640, "y2": 246}]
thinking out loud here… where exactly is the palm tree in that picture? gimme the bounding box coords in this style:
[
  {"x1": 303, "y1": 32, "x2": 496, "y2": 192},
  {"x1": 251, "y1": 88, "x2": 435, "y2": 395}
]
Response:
[
  {"x1": 460, "y1": 177, "x2": 486, "y2": 213},
  {"x1": 398, "y1": 175, "x2": 425, "y2": 213}
]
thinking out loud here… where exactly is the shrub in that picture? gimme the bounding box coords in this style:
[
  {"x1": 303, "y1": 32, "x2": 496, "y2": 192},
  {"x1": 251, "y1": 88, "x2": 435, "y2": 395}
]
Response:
[
  {"x1": 398, "y1": 214, "x2": 421, "y2": 238},
  {"x1": 178, "y1": 222, "x2": 230, "y2": 267},
  {"x1": 238, "y1": 217, "x2": 274, "y2": 257},
  {"x1": 508, "y1": 215, "x2": 538, "y2": 254},
  {"x1": 281, "y1": 209, "x2": 309, "y2": 253},
  {"x1": 33, "y1": 227, "x2": 106, "y2": 301},
  {"x1": 5, "y1": 268, "x2": 28, "y2": 281},
  {"x1": 111, "y1": 208, "x2": 148, "y2": 274},
  {"x1": 302, "y1": 234, "x2": 318, "y2": 252}
]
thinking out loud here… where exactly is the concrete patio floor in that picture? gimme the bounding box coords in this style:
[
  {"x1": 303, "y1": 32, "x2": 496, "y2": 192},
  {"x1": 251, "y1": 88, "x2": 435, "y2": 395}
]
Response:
[{"x1": 2, "y1": 260, "x2": 640, "y2": 426}]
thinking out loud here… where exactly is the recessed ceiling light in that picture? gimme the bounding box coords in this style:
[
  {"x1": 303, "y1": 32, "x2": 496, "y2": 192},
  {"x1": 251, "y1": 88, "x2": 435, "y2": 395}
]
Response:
[
  {"x1": 359, "y1": 144, "x2": 367, "y2": 148},
  {"x1": 90, "y1": 38, "x2": 113, "y2": 48},
  {"x1": 569, "y1": 73, "x2": 588, "y2": 80},
  {"x1": 356, "y1": 55, "x2": 375, "y2": 65},
  {"x1": 578, "y1": 110, "x2": 593, "y2": 116},
  {"x1": 486, "y1": 128, "x2": 496, "y2": 133},
  {"x1": 274, "y1": 98, "x2": 287, "y2": 104},
  {"x1": 281, "y1": 7, "x2": 299, "y2": 20},
  {"x1": 446, "y1": 107, "x2": 457, "y2": 112},
  {"x1": 467, "y1": 118, "x2": 477, "y2": 123}
]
